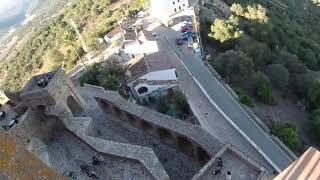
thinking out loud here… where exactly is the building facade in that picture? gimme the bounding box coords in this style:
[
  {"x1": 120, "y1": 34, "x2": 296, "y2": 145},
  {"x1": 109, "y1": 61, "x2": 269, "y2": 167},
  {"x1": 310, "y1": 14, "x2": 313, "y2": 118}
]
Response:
[
  {"x1": 150, "y1": 0, "x2": 189, "y2": 25},
  {"x1": 128, "y1": 69, "x2": 179, "y2": 103}
]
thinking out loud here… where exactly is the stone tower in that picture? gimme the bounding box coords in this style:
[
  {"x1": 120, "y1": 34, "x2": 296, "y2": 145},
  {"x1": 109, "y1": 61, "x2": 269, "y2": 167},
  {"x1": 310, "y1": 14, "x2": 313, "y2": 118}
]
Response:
[{"x1": 18, "y1": 69, "x2": 87, "y2": 122}]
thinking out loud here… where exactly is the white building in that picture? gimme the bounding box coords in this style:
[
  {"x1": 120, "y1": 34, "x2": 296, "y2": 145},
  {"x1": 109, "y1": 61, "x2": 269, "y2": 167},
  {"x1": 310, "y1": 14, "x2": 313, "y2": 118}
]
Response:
[
  {"x1": 0, "y1": 91, "x2": 9, "y2": 106},
  {"x1": 124, "y1": 55, "x2": 179, "y2": 103},
  {"x1": 104, "y1": 26, "x2": 122, "y2": 45},
  {"x1": 150, "y1": 0, "x2": 190, "y2": 25},
  {"x1": 121, "y1": 29, "x2": 140, "y2": 59}
]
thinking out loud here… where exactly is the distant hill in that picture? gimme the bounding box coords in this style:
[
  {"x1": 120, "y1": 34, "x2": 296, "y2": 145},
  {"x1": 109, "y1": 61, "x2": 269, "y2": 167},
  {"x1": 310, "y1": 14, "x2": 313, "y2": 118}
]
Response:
[
  {"x1": 0, "y1": 0, "x2": 73, "y2": 43},
  {"x1": 0, "y1": 0, "x2": 147, "y2": 91}
]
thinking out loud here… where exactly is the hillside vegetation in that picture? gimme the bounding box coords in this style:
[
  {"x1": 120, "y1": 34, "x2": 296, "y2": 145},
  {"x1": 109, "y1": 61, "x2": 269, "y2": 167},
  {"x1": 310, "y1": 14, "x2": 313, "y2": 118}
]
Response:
[
  {"x1": 205, "y1": 0, "x2": 320, "y2": 149},
  {"x1": 0, "y1": 0, "x2": 148, "y2": 91},
  {"x1": 208, "y1": 0, "x2": 320, "y2": 109}
]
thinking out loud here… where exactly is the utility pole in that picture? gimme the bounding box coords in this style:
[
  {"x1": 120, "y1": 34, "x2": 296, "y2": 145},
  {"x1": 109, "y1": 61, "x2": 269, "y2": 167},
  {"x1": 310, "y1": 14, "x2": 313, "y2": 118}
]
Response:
[
  {"x1": 70, "y1": 43, "x2": 89, "y2": 71},
  {"x1": 70, "y1": 19, "x2": 89, "y2": 53},
  {"x1": 67, "y1": 19, "x2": 93, "y2": 78}
]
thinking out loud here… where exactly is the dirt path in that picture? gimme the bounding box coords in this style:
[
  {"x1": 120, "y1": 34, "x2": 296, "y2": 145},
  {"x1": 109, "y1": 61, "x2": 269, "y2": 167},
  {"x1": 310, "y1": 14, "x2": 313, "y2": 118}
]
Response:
[{"x1": 251, "y1": 90, "x2": 317, "y2": 153}]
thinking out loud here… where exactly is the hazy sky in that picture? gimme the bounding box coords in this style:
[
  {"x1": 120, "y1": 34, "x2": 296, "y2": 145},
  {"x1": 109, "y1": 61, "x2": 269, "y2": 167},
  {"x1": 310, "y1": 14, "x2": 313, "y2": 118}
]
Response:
[{"x1": 0, "y1": 0, "x2": 26, "y2": 23}]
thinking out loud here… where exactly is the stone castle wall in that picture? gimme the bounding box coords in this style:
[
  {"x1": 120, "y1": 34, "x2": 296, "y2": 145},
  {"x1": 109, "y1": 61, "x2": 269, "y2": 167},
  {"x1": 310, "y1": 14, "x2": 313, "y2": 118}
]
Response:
[{"x1": 82, "y1": 84, "x2": 224, "y2": 163}]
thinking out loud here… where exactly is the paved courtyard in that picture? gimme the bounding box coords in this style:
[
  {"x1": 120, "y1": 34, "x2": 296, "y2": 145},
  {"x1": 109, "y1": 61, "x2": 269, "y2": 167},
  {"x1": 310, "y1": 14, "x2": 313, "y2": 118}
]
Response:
[{"x1": 199, "y1": 151, "x2": 261, "y2": 180}]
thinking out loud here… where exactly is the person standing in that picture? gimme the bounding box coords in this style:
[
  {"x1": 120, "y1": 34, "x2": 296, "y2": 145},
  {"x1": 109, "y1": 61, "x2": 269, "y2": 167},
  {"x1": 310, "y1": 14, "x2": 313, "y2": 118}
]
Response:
[{"x1": 226, "y1": 171, "x2": 231, "y2": 180}]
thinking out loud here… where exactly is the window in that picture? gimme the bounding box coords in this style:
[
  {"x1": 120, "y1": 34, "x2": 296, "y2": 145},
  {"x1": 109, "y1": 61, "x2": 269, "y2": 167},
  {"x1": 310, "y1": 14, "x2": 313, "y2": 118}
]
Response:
[
  {"x1": 183, "y1": 4, "x2": 185, "y2": 6},
  {"x1": 137, "y1": 87, "x2": 148, "y2": 94},
  {"x1": 173, "y1": 1, "x2": 175, "y2": 4},
  {"x1": 179, "y1": 6, "x2": 181, "y2": 10},
  {"x1": 174, "y1": 8, "x2": 177, "y2": 12},
  {"x1": 177, "y1": 0, "x2": 179, "y2": 2}
]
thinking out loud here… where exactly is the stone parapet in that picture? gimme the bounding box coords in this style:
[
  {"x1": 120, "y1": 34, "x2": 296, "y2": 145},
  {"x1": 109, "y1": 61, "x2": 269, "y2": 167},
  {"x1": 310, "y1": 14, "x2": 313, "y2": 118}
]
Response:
[
  {"x1": 82, "y1": 84, "x2": 223, "y2": 161},
  {"x1": 65, "y1": 116, "x2": 170, "y2": 180}
]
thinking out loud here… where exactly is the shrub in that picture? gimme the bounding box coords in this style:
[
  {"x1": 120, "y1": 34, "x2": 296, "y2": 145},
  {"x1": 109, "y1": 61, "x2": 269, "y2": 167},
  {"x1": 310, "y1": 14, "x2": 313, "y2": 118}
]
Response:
[
  {"x1": 253, "y1": 71, "x2": 275, "y2": 105},
  {"x1": 265, "y1": 64, "x2": 289, "y2": 89},
  {"x1": 157, "y1": 98, "x2": 169, "y2": 114},
  {"x1": 307, "y1": 81, "x2": 320, "y2": 110},
  {"x1": 213, "y1": 50, "x2": 254, "y2": 84},
  {"x1": 173, "y1": 91, "x2": 191, "y2": 118},
  {"x1": 309, "y1": 109, "x2": 320, "y2": 142},
  {"x1": 240, "y1": 94, "x2": 254, "y2": 107},
  {"x1": 235, "y1": 88, "x2": 254, "y2": 107},
  {"x1": 155, "y1": 91, "x2": 191, "y2": 120},
  {"x1": 272, "y1": 123, "x2": 300, "y2": 151},
  {"x1": 80, "y1": 62, "x2": 124, "y2": 91}
]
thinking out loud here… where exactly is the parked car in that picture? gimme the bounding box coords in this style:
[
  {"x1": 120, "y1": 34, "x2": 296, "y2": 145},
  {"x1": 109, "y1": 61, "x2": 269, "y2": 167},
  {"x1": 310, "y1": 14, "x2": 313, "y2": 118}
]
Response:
[
  {"x1": 182, "y1": 27, "x2": 195, "y2": 33},
  {"x1": 182, "y1": 34, "x2": 196, "y2": 41},
  {"x1": 152, "y1": 32, "x2": 159, "y2": 40},
  {"x1": 181, "y1": 23, "x2": 193, "y2": 28},
  {"x1": 0, "y1": 111, "x2": 6, "y2": 120},
  {"x1": 181, "y1": 27, "x2": 191, "y2": 33},
  {"x1": 187, "y1": 36, "x2": 194, "y2": 48},
  {"x1": 184, "y1": 30, "x2": 195, "y2": 35},
  {"x1": 193, "y1": 43, "x2": 200, "y2": 53},
  {"x1": 8, "y1": 118, "x2": 18, "y2": 128},
  {"x1": 181, "y1": 21, "x2": 192, "y2": 26},
  {"x1": 184, "y1": 28, "x2": 195, "y2": 32},
  {"x1": 126, "y1": 26, "x2": 134, "y2": 31},
  {"x1": 176, "y1": 38, "x2": 183, "y2": 45},
  {"x1": 185, "y1": 17, "x2": 192, "y2": 22},
  {"x1": 194, "y1": 48, "x2": 201, "y2": 53}
]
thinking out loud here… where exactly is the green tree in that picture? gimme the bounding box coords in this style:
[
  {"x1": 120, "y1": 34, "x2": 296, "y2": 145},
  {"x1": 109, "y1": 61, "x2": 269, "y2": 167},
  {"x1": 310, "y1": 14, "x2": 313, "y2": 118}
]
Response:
[
  {"x1": 87, "y1": 38, "x2": 101, "y2": 51},
  {"x1": 231, "y1": 3, "x2": 269, "y2": 23},
  {"x1": 208, "y1": 16, "x2": 243, "y2": 43},
  {"x1": 253, "y1": 71, "x2": 275, "y2": 104},
  {"x1": 307, "y1": 81, "x2": 320, "y2": 110},
  {"x1": 80, "y1": 62, "x2": 124, "y2": 91},
  {"x1": 265, "y1": 64, "x2": 289, "y2": 89},
  {"x1": 272, "y1": 50, "x2": 307, "y2": 74},
  {"x1": 213, "y1": 50, "x2": 254, "y2": 84},
  {"x1": 158, "y1": 98, "x2": 170, "y2": 114},
  {"x1": 236, "y1": 36, "x2": 269, "y2": 67},
  {"x1": 309, "y1": 109, "x2": 320, "y2": 142},
  {"x1": 173, "y1": 91, "x2": 191, "y2": 119},
  {"x1": 98, "y1": 73, "x2": 120, "y2": 91},
  {"x1": 45, "y1": 49, "x2": 65, "y2": 71},
  {"x1": 272, "y1": 123, "x2": 300, "y2": 151},
  {"x1": 240, "y1": 94, "x2": 254, "y2": 107},
  {"x1": 230, "y1": 3, "x2": 244, "y2": 15},
  {"x1": 290, "y1": 73, "x2": 314, "y2": 97},
  {"x1": 302, "y1": 49, "x2": 318, "y2": 70}
]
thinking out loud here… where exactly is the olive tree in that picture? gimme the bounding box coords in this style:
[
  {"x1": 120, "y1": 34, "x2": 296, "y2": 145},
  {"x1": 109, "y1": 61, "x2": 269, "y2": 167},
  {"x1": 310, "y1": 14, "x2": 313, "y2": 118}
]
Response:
[
  {"x1": 253, "y1": 71, "x2": 275, "y2": 104},
  {"x1": 213, "y1": 50, "x2": 254, "y2": 84},
  {"x1": 208, "y1": 16, "x2": 243, "y2": 43},
  {"x1": 266, "y1": 64, "x2": 289, "y2": 89}
]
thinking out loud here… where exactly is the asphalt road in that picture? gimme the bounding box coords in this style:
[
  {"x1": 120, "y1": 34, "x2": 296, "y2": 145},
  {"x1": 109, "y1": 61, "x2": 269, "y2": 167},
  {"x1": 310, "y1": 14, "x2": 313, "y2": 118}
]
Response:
[{"x1": 164, "y1": 32, "x2": 293, "y2": 171}]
